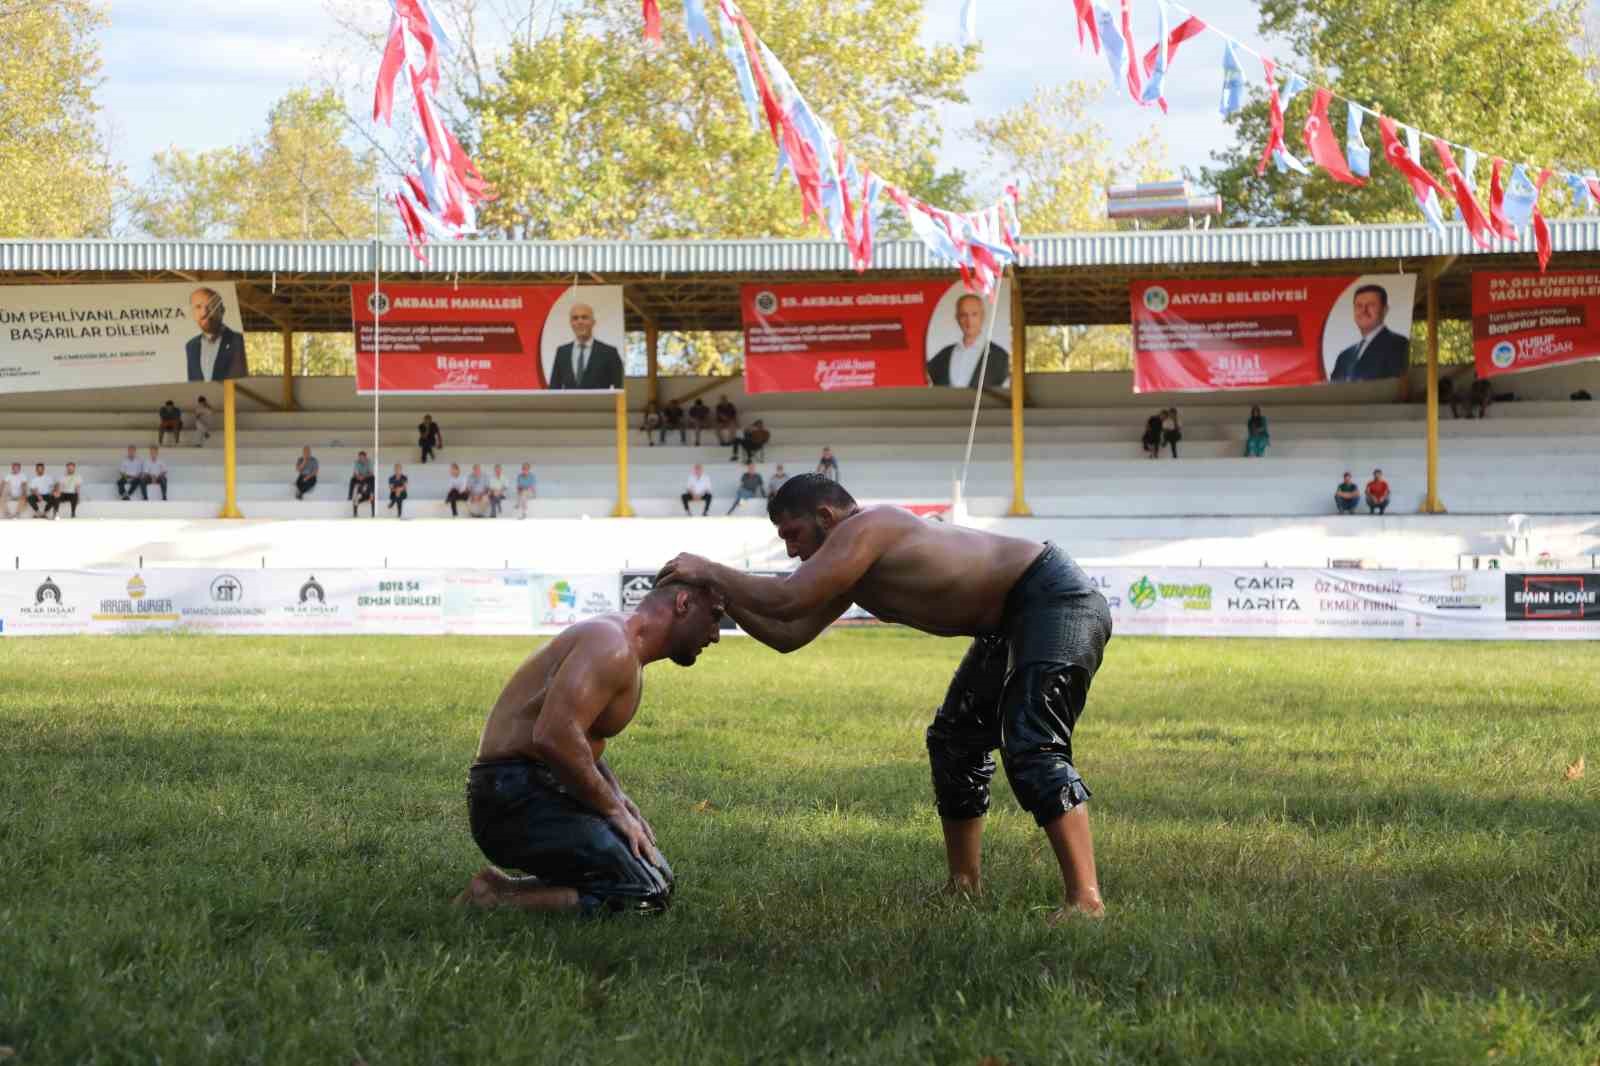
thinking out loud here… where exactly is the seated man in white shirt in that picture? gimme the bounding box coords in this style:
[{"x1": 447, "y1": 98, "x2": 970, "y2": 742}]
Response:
[
  {"x1": 25, "y1": 463, "x2": 57, "y2": 519},
  {"x1": 116, "y1": 446, "x2": 144, "y2": 501},
  {"x1": 191, "y1": 396, "x2": 214, "y2": 446},
  {"x1": 140, "y1": 447, "x2": 169, "y2": 501},
  {"x1": 55, "y1": 462, "x2": 84, "y2": 518},
  {"x1": 515, "y1": 463, "x2": 537, "y2": 519},
  {"x1": 488, "y1": 464, "x2": 509, "y2": 518},
  {"x1": 445, "y1": 462, "x2": 470, "y2": 517},
  {"x1": 466, "y1": 463, "x2": 492, "y2": 518},
  {"x1": 2, "y1": 462, "x2": 26, "y2": 519},
  {"x1": 681, "y1": 463, "x2": 714, "y2": 516}
]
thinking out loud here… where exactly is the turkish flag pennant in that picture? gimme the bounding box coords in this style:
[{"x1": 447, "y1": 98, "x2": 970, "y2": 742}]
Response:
[
  {"x1": 373, "y1": 18, "x2": 406, "y2": 123},
  {"x1": 1587, "y1": 176, "x2": 1600, "y2": 207},
  {"x1": 394, "y1": 193, "x2": 428, "y2": 262},
  {"x1": 642, "y1": 0, "x2": 662, "y2": 42},
  {"x1": 393, "y1": 0, "x2": 441, "y2": 91},
  {"x1": 731, "y1": 11, "x2": 785, "y2": 143},
  {"x1": 1301, "y1": 88, "x2": 1364, "y2": 186},
  {"x1": 1255, "y1": 58, "x2": 1286, "y2": 177},
  {"x1": 1432, "y1": 138, "x2": 1495, "y2": 248},
  {"x1": 1376, "y1": 115, "x2": 1447, "y2": 200},
  {"x1": 1142, "y1": 14, "x2": 1206, "y2": 78},
  {"x1": 1073, "y1": 0, "x2": 1100, "y2": 52},
  {"x1": 1533, "y1": 167, "x2": 1555, "y2": 272},
  {"x1": 1119, "y1": 0, "x2": 1144, "y2": 104},
  {"x1": 1488, "y1": 157, "x2": 1517, "y2": 240}
]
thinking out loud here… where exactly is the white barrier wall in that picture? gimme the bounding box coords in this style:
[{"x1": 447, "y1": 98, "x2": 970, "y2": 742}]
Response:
[{"x1": 2, "y1": 567, "x2": 1596, "y2": 640}]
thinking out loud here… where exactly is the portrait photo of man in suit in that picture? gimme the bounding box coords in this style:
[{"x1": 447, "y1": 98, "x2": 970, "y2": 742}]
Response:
[
  {"x1": 926, "y1": 292, "x2": 1010, "y2": 389},
  {"x1": 547, "y1": 302, "x2": 623, "y2": 389},
  {"x1": 185, "y1": 287, "x2": 248, "y2": 382},
  {"x1": 1327, "y1": 284, "x2": 1411, "y2": 382}
]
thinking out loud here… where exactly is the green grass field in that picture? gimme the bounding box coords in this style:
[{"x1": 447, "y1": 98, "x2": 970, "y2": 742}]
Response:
[{"x1": 1, "y1": 631, "x2": 1597, "y2": 1065}]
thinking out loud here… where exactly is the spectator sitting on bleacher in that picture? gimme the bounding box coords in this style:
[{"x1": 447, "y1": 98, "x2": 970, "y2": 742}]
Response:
[
  {"x1": 142, "y1": 447, "x2": 169, "y2": 501},
  {"x1": 715, "y1": 394, "x2": 739, "y2": 446},
  {"x1": 388, "y1": 463, "x2": 409, "y2": 518},
  {"x1": 688, "y1": 397, "x2": 711, "y2": 445},
  {"x1": 641, "y1": 400, "x2": 662, "y2": 445},
  {"x1": 816, "y1": 446, "x2": 839, "y2": 481},
  {"x1": 682, "y1": 463, "x2": 713, "y2": 516},
  {"x1": 735, "y1": 419, "x2": 770, "y2": 463},
  {"x1": 445, "y1": 462, "x2": 469, "y2": 517},
  {"x1": 1465, "y1": 377, "x2": 1493, "y2": 420},
  {"x1": 192, "y1": 396, "x2": 214, "y2": 446},
  {"x1": 1334, "y1": 471, "x2": 1361, "y2": 514},
  {"x1": 726, "y1": 462, "x2": 767, "y2": 514},
  {"x1": 661, "y1": 398, "x2": 687, "y2": 445},
  {"x1": 516, "y1": 462, "x2": 537, "y2": 518},
  {"x1": 116, "y1": 446, "x2": 143, "y2": 500},
  {"x1": 56, "y1": 462, "x2": 82, "y2": 518},
  {"x1": 1141, "y1": 411, "x2": 1163, "y2": 458},
  {"x1": 467, "y1": 463, "x2": 492, "y2": 518},
  {"x1": 768, "y1": 463, "x2": 789, "y2": 495},
  {"x1": 418, "y1": 414, "x2": 442, "y2": 463},
  {"x1": 294, "y1": 446, "x2": 318, "y2": 500},
  {"x1": 2, "y1": 462, "x2": 25, "y2": 519},
  {"x1": 1244, "y1": 405, "x2": 1270, "y2": 457},
  {"x1": 489, "y1": 464, "x2": 508, "y2": 518},
  {"x1": 25, "y1": 462, "x2": 56, "y2": 519},
  {"x1": 158, "y1": 399, "x2": 183, "y2": 446},
  {"x1": 1365, "y1": 469, "x2": 1391, "y2": 515},
  {"x1": 349, "y1": 451, "x2": 376, "y2": 517}
]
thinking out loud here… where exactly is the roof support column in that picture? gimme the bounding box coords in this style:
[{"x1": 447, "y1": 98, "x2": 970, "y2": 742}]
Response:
[
  {"x1": 220, "y1": 380, "x2": 244, "y2": 519},
  {"x1": 611, "y1": 388, "x2": 635, "y2": 517},
  {"x1": 1008, "y1": 273, "x2": 1030, "y2": 516},
  {"x1": 645, "y1": 318, "x2": 659, "y2": 406},
  {"x1": 1422, "y1": 256, "x2": 1455, "y2": 514}
]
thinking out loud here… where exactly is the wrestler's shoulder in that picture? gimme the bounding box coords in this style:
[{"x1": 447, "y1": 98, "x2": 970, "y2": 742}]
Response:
[{"x1": 564, "y1": 615, "x2": 637, "y2": 664}]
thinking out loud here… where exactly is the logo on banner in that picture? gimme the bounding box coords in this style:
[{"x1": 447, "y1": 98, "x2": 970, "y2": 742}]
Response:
[
  {"x1": 1129, "y1": 575, "x2": 1212, "y2": 611},
  {"x1": 620, "y1": 572, "x2": 656, "y2": 611},
  {"x1": 284, "y1": 574, "x2": 341, "y2": 617},
  {"x1": 210, "y1": 575, "x2": 243, "y2": 602},
  {"x1": 548, "y1": 580, "x2": 577, "y2": 609},
  {"x1": 754, "y1": 291, "x2": 779, "y2": 315},
  {"x1": 95, "y1": 573, "x2": 177, "y2": 620},
  {"x1": 1490, "y1": 340, "x2": 1516, "y2": 369},
  {"x1": 35, "y1": 577, "x2": 62, "y2": 605},
  {"x1": 20, "y1": 576, "x2": 76, "y2": 621},
  {"x1": 366, "y1": 291, "x2": 391, "y2": 317},
  {"x1": 1143, "y1": 287, "x2": 1170, "y2": 313},
  {"x1": 127, "y1": 575, "x2": 146, "y2": 600},
  {"x1": 187, "y1": 572, "x2": 265, "y2": 618},
  {"x1": 300, "y1": 576, "x2": 326, "y2": 604},
  {"x1": 1505, "y1": 573, "x2": 1600, "y2": 621}
]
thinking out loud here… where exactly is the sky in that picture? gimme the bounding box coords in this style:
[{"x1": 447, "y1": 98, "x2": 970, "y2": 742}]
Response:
[{"x1": 97, "y1": 0, "x2": 1285, "y2": 206}]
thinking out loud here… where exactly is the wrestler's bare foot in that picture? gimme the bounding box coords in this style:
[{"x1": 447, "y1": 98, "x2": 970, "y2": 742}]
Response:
[
  {"x1": 941, "y1": 874, "x2": 984, "y2": 898},
  {"x1": 1045, "y1": 897, "x2": 1106, "y2": 925},
  {"x1": 452, "y1": 867, "x2": 506, "y2": 907}
]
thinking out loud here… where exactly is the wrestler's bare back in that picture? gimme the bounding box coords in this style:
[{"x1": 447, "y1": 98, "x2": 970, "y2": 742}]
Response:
[
  {"x1": 831, "y1": 507, "x2": 1045, "y2": 636},
  {"x1": 474, "y1": 616, "x2": 642, "y2": 763}
]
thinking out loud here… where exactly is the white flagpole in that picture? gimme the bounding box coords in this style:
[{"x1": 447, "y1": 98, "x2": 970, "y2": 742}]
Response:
[
  {"x1": 957, "y1": 266, "x2": 1009, "y2": 505},
  {"x1": 373, "y1": 239, "x2": 381, "y2": 506}
]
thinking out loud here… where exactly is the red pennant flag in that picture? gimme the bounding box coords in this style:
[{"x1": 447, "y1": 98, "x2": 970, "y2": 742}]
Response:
[
  {"x1": 642, "y1": 0, "x2": 662, "y2": 42},
  {"x1": 1533, "y1": 167, "x2": 1555, "y2": 271},
  {"x1": 1432, "y1": 139, "x2": 1495, "y2": 249},
  {"x1": 1073, "y1": 0, "x2": 1100, "y2": 53},
  {"x1": 1587, "y1": 176, "x2": 1600, "y2": 206},
  {"x1": 394, "y1": 193, "x2": 428, "y2": 262},
  {"x1": 1119, "y1": 0, "x2": 1144, "y2": 104},
  {"x1": 1255, "y1": 58, "x2": 1286, "y2": 177},
  {"x1": 1376, "y1": 115, "x2": 1448, "y2": 203},
  {"x1": 373, "y1": 19, "x2": 406, "y2": 123},
  {"x1": 1301, "y1": 88, "x2": 1364, "y2": 186},
  {"x1": 1142, "y1": 15, "x2": 1207, "y2": 78},
  {"x1": 1488, "y1": 158, "x2": 1517, "y2": 240},
  {"x1": 732, "y1": 14, "x2": 784, "y2": 143}
]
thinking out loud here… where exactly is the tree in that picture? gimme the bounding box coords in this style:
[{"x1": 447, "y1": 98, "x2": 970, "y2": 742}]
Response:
[
  {"x1": 0, "y1": 0, "x2": 119, "y2": 237},
  {"x1": 473, "y1": 0, "x2": 975, "y2": 240},
  {"x1": 1201, "y1": 0, "x2": 1600, "y2": 228},
  {"x1": 132, "y1": 88, "x2": 386, "y2": 376},
  {"x1": 969, "y1": 81, "x2": 1168, "y2": 371}
]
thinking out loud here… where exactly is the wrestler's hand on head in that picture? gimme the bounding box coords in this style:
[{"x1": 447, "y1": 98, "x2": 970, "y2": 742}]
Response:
[{"x1": 657, "y1": 552, "x2": 714, "y2": 588}]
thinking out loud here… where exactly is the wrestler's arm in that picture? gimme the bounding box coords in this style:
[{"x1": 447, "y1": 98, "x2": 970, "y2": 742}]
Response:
[
  {"x1": 527, "y1": 636, "x2": 632, "y2": 820},
  {"x1": 725, "y1": 593, "x2": 852, "y2": 653},
  {"x1": 664, "y1": 516, "x2": 885, "y2": 623}
]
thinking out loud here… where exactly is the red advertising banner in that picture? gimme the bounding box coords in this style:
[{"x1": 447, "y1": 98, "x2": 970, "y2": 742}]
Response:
[
  {"x1": 1471, "y1": 272, "x2": 1600, "y2": 378},
  {"x1": 1131, "y1": 274, "x2": 1417, "y2": 393},
  {"x1": 741, "y1": 280, "x2": 1013, "y2": 393},
  {"x1": 352, "y1": 284, "x2": 625, "y2": 394}
]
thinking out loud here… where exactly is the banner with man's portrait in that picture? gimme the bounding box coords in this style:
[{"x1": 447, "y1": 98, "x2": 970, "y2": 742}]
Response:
[
  {"x1": 741, "y1": 280, "x2": 1013, "y2": 394},
  {"x1": 1131, "y1": 274, "x2": 1418, "y2": 393},
  {"x1": 0, "y1": 282, "x2": 247, "y2": 394},
  {"x1": 352, "y1": 283, "x2": 626, "y2": 394}
]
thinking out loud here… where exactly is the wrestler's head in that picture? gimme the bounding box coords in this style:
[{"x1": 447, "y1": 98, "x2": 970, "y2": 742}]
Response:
[
  {"x1": 767, "y1": 473, "x2": 859, "y2": 562},
  {"x1": 641, "y1": 582, "x2": 725, "y2": 666}
]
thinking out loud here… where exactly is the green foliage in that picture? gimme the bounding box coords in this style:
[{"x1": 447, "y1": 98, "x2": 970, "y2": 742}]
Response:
[
  {"x1": 0, "y1": 0, "x2": 119, "y2": 237},
  {"x1": 2, "y1": 631, "x2": 1598, "y2": 1064},
  {"x1": 1201, "y1": 0, "x2": 1600, "y2": 227},
  {"x1": 132, "y1": 88, "x2": 385, "y2": 241},
  {"x1": 472, "y1": 0, "x2": 976, "y2": 239}
]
